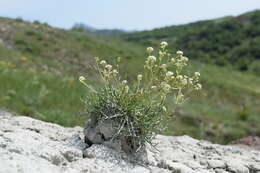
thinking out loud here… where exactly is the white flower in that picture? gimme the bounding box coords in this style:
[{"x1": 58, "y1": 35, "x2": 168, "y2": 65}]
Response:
[
  {"x1": 188, "y1": 78, "x2": 193, "y2": 85},
  {"x1": 162, "y1": 106, "x2": 167, "y2": 112},
  {"x1": 182, "y1": 56, "x2": 188, "y2": 62},
  {"x1": 112, "y1": 69, "x2": 118, "y2": 73},
  {"x1": 181, "y1": 78, "x2": 188, "y2": 85},
  {"x1": 171, "y1": 58, "x2": 176, "y2": 64},
  {"x1": 162, "y1": 83, "x2": 171, "y2": 92},
  {"x1": 122, "y1": 80, "x2": 127, "y2": 85},
  {"x1": 112, "y1": 69, "x2": 118, "y2": 76},
  {"x1": 137, "y1": 74, "x2": 143, "y2": 81},
  {"x1": 151, "y1": 86, "x2": 157, "y2": 90},
  {"x1": 161, "y1": 64, "x2": 167, "y2": 69},
  {"x1": 160, "y1": 41, "x2": 168, "y2": 48},
  {"x1": 100, "y1": 60, "x2": 107, "y2": 66},
  {"x1": 146, "y1": 47, "x2": 154, "y2": 53},
  {"x1": 125, "y1": 85, "x2": 129, "y2": 93},
  {"x1": 166, "y1": 71, "x2": 174, "y2": 77},
  {"x1": 195, "y1": 83, "x2": 202, "y2": 90},
  {"x1": 194, "y1": 72, "x2": 200, "y2": 77},
  {"x1": 79, "y1": 76, "x2": 86, "y2": 82},
  {"x1": 177, "y1": 50, "x2": 183, "y2": 56},
  {"x1": 176, "y1": 75, "x2": 183, "y2": 80},
  {"x1": 105, "y1": 64, "x2": 112, "y2": 70},
  {"x1": 147, "y1": 56, "x2": 156, "y2": 63}
]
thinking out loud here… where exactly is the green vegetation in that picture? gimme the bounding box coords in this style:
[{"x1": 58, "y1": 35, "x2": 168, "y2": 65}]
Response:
[
  {"x1": 0, "y1": 12, "x2": 259, "y2": 144},
  {"x1": 72, "y1": 23, "x2": 126, "y2": 36},
  {"x1": 80, "y1": 43, "x2": 201, "y2": 151},
  {"x1": 123, "y1": 10, "x2": 260, "y2": 74}
]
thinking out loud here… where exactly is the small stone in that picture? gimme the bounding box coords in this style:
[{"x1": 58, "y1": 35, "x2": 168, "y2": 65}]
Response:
[
  {"x1": 226, "y1": 159, "x2": 249, "y2": 173},
  {"x1": 214, "y1": 169, "x2": 229, "y2": 173},
  {"x1": 207, "y1": 160, "x2": 225, "y2": 168}
]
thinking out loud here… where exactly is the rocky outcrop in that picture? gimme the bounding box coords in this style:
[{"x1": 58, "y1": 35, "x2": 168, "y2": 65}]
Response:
[
  {"x1": 84, "y1": 118, "x2": 142, "y2": 153},
  {"x1": 230, "y1": 136, "x2": 260, "y2": 151},
  {"x1": 0, "y1": 110, "x2": 259, "y2": 173}
]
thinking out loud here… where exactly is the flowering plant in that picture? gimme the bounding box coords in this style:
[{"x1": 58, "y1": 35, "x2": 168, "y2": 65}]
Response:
[{"x1": 79, "y1": 42, "x2": 201, "y2": 152}]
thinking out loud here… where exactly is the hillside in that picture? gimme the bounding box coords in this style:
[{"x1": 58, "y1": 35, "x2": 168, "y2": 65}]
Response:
[
  {"x1": 72, "y1": 23, "x2": 126, "y2": 36},
  {"x1": 123, "y1": 10, "x2": 260, "y2": 74},
  {"x1": 0, "y1": 15, "x2": 260, "y2": 144},
  {"x1": 0, "y1": 17, "x2": 144, "y2": 76}
]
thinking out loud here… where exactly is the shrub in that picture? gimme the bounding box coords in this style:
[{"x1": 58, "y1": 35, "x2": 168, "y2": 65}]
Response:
[
  {"x1": 79, "y1": 42, "x2": 201, "y2": 152},
  {"x1": 15, "y1": 17, "x2": 23, "y2": 22}
]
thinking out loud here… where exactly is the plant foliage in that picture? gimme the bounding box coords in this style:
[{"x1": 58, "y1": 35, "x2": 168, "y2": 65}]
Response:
[{"x1": 79, "y1": 42, "x2": 201, "y2": 151}]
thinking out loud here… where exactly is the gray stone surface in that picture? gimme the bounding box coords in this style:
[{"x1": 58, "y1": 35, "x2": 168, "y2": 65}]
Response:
[
  {"x1": 84, "y1": 118, "x2": 141, "y2": 153},
  {"x1": 0, "y1": 110, "x2": 259, "y2": 173}
]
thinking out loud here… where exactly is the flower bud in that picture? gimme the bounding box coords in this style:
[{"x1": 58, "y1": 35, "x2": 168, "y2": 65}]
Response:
[
  {"x1": 125, "y1": 85, "x2": 129, "y2": 93},
  {"x1": 137, "y1": 74, "x2": 143, "y2": 81},
  {"x1": 176, "y1": 75, "x2": 183, "y2": 80},
  {"x1": 188, "y1": 78, "x2": 193, "y2": 85},
  {"x1": 105, "y1": 64, "x2": 112, "y2": 70},
  {"x1": 151, "y1": 86, "x2": 157, "y2": 90},
  {"x1": 122, "y1": 80, "x2": 127, "y2": 85},
  {"x1": 160, "y1": 41, "x2": 168, "y2": 48},
  {"x1": 146, "y1": 47, "x2": 154, "y2": 53},
  {"x1": 181, "y1": 78, "x2": 188, "y2": 86},
  {"x1": 79, "y1": 76, "x2": 86, "y2": 82},
  {"x1": 161, "y1": 64, "x2": 167, "y2": 69},
  {"x1": 195, "y1": 83, "x2": 202, "y2": 90},
  {"x1": 147, "y1": 56, "x2": 156, "y2": 63},
  {"x1": 100, "y1": 60, "x2": 107, "y2": 66},
  {"x1": 112, "y1": 69, "x2": 118, "y2": 76},
  {"x1": 171, "y1": 58, "x2": 176, "y2": 64},
  {"x1": 177, "y1": 50, "x2": 183, "y2": 56},
  {"x1": 162, "y1": 106, "x2": 167, "y2": 112},
  {"x1": 162, "y1": 83, "x2": 171, "y2": 92},
  {"x1": 194, "y1": 72, "x2": 200, "y2": 77},
  {"x1": 166, "y1": 71, "x2": 174, "y2": 77}
]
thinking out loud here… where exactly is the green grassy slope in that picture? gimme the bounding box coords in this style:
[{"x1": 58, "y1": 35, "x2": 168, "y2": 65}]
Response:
[
  {"x1": 0, "y1": 16, "x2": 259, "y2": 144},
  {"x1": 0, "y1": 17, "x2": 144, "y2": 75},
  {"x1": 123, "y1": 10, "x2": 260, "y2": 74}
]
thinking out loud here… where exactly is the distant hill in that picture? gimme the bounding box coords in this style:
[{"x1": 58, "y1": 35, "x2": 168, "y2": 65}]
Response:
[
  {"x1": 72, "y1": 23, "x2": 126, "y2": 36},
  {"x1": 0, "y1": 17, "x2": 143, "y2": 75},
  {"x1": 123, "y1": 10, "x2": 260, "y2": 74}
]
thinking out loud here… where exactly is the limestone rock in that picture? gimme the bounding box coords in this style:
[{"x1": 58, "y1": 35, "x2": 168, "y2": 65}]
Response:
[
  {"x1": 0, "y1": 110, "x2": 259, "y2": 173},
  {"x1": 84, "y1": 118, "x2": 141, "y2": 153}
]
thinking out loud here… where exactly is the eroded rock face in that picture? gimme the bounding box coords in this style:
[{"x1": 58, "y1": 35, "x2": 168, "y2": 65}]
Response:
[
  {"x1": 0, "y1": 110, "x2": 260, "y2": 173},
  {"x1": 84, "y1": 118, "x2": 141, "y2": 153},
  {"x1": 230, "y1": 136, "x2": 260, "y2": 150}
]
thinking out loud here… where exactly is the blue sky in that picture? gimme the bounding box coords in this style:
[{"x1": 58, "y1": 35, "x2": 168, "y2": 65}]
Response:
[{"x1": 0, "y1": 0, "x2": 260, "y2": 30}]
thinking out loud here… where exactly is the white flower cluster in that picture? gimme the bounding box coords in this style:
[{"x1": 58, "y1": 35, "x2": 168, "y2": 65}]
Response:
[
  {"x1": 146, "y1": 47, "x2": 154, "y2": 53},
  {"x1": 80, "y1": 41, "x2": 201, "y2": 112},
  {"x1": 144, "y1": 41, "x2": 202, "y2": 104},
  {"x1": 170, "y1": 51, "x2": 189, "y2": 68},
  {"x1": 160, "y1": 41, "x2": 168, "y2": 49}
]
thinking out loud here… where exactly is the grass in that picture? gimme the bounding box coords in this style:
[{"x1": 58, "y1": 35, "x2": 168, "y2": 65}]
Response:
[
  {"x1": 0, "y1": 16, "x2": 259, "y2": 144},
  {"x1": 0, "y1": 68, "x2": 86, "y2": 126},
  {"x1": 164, "y1": 62, "x2": 260, "y2": 143}
]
